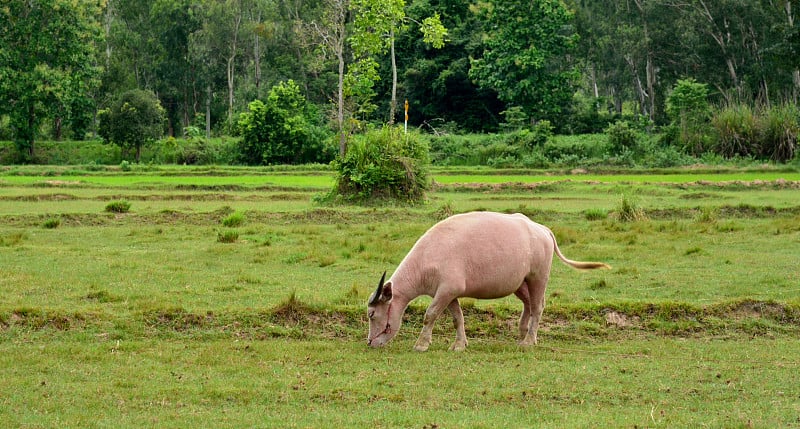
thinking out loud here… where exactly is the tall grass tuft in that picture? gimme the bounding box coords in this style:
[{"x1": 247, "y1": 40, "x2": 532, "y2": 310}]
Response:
[
  {"x1": 222, "y1": 211, "x2": 245, "y2": 227},
  {"x1": 217, "y1": 229, "x2": 239, "y2": 243},
  {"x1": 614, "y1": 195, "x2": 647, "y2": 222},
  {"x1": 42, "y1": 217, "x2": 61, "y2": 229},
  {"x1": 711, "y1": 104, "x2": 758, "y2": 158},
  {"x1": 760, "y1": 104, "x2": 799, "y2": 163}
]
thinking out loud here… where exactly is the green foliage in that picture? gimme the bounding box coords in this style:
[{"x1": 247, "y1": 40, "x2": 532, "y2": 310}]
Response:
[
  {"x1": 237, "y1": 80, "x2": 333, "y2": 165},
  {"x1": 105, "y1": 200, "x2": 131, "y2": 213},
  {"x1": 500, "y1": 106, "x2": 528, "y2": 131},
  {"x1": 330, "y1": 126, "x2": 430, "y2": 203},
  {"x1": 605, "y1": 120, "x2": 640, "y2": 155},
  {"x1": 469, "y1": 0, "x2": 579, "y2": 126},
  {"x1": 97, "y1": 89, "x2": 166, "y2": 163},
  {"x1": 0, "y1": 0, "x2": 103, "y2": 160},
  {"x1": 665, "y1": 79, "x2": 711, "y2": 155}
]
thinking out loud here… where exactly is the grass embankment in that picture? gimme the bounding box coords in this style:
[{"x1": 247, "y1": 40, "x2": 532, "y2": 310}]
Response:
[{"x1": 2, "y1": 167, "x2": 800, "y2": 427}]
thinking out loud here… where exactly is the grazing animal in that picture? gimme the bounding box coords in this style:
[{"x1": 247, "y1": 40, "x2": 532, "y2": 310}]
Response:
[{"x1": 367, "y1": 211, "x2": 610, "y2": 351}]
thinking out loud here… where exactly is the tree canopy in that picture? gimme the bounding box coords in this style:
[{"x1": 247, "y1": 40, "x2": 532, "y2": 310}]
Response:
[
  {"x1": 2, "y1": 0, "x2": 800, "y2": 156},
  {"x1": 0, "y1": 0, "x2": 103, "y2": 160}
]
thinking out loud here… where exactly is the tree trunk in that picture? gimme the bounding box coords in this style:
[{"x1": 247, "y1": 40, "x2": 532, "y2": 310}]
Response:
[
  {"x1": 625, "y1": 55, "x2": 649, "y2": 117},
  {"x1": 646, "y1": 54, "x2": 656, "y2": 121},
  {"x1": 27, "y1": 104, "x2": 35, "y2": 160},
  {"x1": 253, "y1": 9, "x2": 262, "y2": 96},
  {"x1": 206, "y1": 84, "x2": 212, "y2": 140},
  {"x1": 388, "y1": 28, "x2": 397, "y2": 125},
  {"x1": 227, "y1": 9, "x2": 242, "y2": 123},
  {"x1": 786, "y1": 0, "x2": 800, "y2": 103},
  {"x1": 338, "y1": 43, "x2": 346, "y2": 157}
]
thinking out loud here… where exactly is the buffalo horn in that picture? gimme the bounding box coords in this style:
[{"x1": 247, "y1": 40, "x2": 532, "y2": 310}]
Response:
[{"x1": 369, "y1": 271, "x2": 387, "y2": 306}]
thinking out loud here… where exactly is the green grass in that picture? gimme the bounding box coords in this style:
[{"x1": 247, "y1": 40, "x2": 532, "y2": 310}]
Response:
[
  {"x1": 1, "y1": 165, "x2": 800, "y2": 427},
  {"x1": 1, "y1": 336, "x2": 798, "y2": 427}
]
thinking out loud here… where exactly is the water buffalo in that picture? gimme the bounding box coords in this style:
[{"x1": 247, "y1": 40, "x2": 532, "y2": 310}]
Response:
[{"x1": 367, "y1": 211, "x2": 610, "y2": 351}]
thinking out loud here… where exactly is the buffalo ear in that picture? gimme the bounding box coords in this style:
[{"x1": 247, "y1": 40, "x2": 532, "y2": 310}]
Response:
[{"x1": 381, "y1": 281, "x2": 393, "y2": 301}]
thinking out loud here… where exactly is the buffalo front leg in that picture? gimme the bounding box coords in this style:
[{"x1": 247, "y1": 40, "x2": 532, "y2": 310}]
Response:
[
  {"x1": 414, "y1": 294, "x2": 455, "y2": 352},
  {"x1": 447, "y1": 299, "x2": 467, "y2": 351}
]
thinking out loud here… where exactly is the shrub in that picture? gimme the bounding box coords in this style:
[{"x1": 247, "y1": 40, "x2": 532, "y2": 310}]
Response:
[
  {"x1": 605, "y1": 120, "x2": 640, "y2": 155},
  {"x1": 499, "y1": 106, "x2": 528, "y2": 131},
  {"x1": 506, "y1": 120, "x2": 554, "y2": 150},
  {"x1": 665, "y1": 78, "x2": 711, "y2": 155},
  {"x1": 105, "y1": 200, "x2": 131, "y2": 213},
  {"x1": 330, "y1": 126, "x2": 430, "y2": 203},
  {"x1": 237, "y1": 80, "x2": 334, "y2": 165}
]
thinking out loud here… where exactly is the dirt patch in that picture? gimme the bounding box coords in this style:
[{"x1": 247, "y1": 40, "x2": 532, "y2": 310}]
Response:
[{"x1": 605, "y1": 311, "x2": 634, "y2": 327}]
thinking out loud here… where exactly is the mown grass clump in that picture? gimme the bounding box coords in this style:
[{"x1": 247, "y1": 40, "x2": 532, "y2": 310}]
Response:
[
  {"x1": 42, "y1": 217, "x2": 61, "y2": 229},
  {"x1": 217, "y1": 229, "x2": 239, "y2": 243},
  {"x1": 222, "y1": 211, "x2": 245, "y2": 227},
  {"x1": 105, "y1": 200, "x2": 131, "y2": 213},
  {"x1": 0, "y1": 232, "x2": 26, "y2": 246},
  {"x1": 584, "y1": 208, "x2": 608, "y2": 221}
]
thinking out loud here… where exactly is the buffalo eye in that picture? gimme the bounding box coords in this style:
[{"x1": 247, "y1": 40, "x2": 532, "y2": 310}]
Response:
[{"x1": 368, "y1": 310, "x2": 375, "y2": 320}]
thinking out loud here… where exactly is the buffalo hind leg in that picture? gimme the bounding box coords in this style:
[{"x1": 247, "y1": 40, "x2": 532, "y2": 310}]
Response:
[
  {"x1": 520, "y1": 274, "x2": 549, "y2": 346},
  {"x1": 414, "y1": 293, "x2": 457, "y2": 352},
  {"x1": 514, "y1": 283, "x2": 532, "y2": 341},
  {"x1": 447, "y1": 299, "x2": 467, "y2": 351}
]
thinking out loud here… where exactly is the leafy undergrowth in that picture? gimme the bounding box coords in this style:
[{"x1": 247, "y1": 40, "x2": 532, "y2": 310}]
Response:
[{"x1": 3, "y1": 298, "x2": 799, "y2": 343}]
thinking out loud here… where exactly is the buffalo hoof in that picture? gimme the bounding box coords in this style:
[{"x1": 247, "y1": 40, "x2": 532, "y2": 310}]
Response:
[
  {"x1": 449, "y1": 341, "x2": 467, "y2": 352},
  {"x1": 413, "y1": 339, "x2": 431, "y2": 352}
]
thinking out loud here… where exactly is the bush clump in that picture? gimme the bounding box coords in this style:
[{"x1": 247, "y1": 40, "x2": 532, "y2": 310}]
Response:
[
  {"x1": 605, "y1": 120, "x2": 640, "y2": 155},
  {"x1": 329, "y1": 126, "x2": 430, "y2": 204},
  {"x1": 237, "y1": 80, "x2": 334, "y2": 165}
]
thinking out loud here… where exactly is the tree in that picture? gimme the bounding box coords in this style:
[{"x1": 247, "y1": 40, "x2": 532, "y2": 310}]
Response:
[
  {"x1": 468, "y1": 0, "x2": 579, "y2": 127},
  {"x1": 98, "y1": 89, "x2": 166, "y2": 162},
  {"x1": 349, "y1": 0, "x2": 446, "y2": 125},
  {"x1": 308, "y1": 0, "x2": 350, "y2": 157},
  {"x1": 0, "y1": 0, "x2": 103, "y2": 160},
  {"x1": 237, "y1": 80, "x2": 333, "y2": 165},
  {"x1": 390, "y1": 0, "x2": 504, "y2": 133},
  {"x1": 665, "y1": 78, "x2": 711, "y2": 154}
]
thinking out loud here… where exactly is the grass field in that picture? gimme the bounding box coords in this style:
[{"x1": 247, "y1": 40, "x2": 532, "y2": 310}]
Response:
[{"x1": 1, "y1": 166, "x2": 799, "y2": 427}]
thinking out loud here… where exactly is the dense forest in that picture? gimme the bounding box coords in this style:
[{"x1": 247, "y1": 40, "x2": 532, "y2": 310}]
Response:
[{"x1": 2, "y1": 0, "x2": 799, "y2": 162}]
